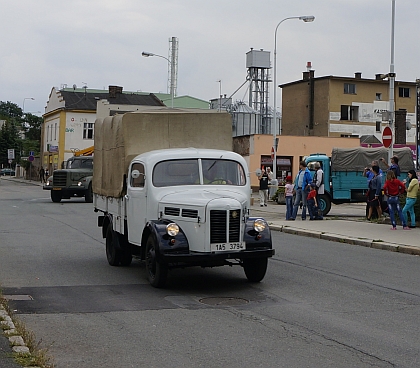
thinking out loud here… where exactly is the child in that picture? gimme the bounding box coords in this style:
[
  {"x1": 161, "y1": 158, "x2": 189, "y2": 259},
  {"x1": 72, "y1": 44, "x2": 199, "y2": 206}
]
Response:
[
  {"x1": 307, "y1": 183, "x2": 318, "y2": 220},
  {"x1": 285, "y1": 175, "x2": 294, "y2": 220}
]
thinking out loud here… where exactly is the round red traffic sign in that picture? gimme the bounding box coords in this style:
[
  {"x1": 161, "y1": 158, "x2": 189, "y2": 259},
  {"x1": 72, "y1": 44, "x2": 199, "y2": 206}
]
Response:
[
  {"x1": 382, "y1": 126, "x2": 392, "y2": 148},
  {"x1": 271, "y1": 147, "x2": 275, "y2": 160}
]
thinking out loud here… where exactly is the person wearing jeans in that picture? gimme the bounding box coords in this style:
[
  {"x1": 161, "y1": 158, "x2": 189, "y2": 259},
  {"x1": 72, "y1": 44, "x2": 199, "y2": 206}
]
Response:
[
  {"x1": 402, "y1": 170, "x2": 419, "y2": 228},
  {"x1": 291, "y1": 161, "x2": 312, "y2": 220},
  {"x1": 383, "y1": 170, "x2": 409, "y2": 230}
]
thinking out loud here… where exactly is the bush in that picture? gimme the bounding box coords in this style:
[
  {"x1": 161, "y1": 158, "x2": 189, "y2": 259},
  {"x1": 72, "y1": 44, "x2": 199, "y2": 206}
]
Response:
[{"x1": 272, "y1": 186, "x2": 285, "y2": 202}]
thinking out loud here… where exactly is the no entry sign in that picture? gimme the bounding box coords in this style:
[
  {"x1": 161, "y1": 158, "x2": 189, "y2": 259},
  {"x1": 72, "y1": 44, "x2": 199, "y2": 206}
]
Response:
[{"x1": 382, "y1": 126, "x2": 392, "y2": 148}]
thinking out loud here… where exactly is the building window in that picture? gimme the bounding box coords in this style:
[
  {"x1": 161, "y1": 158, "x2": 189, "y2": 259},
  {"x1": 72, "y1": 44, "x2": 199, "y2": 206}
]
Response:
[
  {"x1": 50, "y1": 124, "x2": 53, "y2": 141},
  {"x1": 376, "y1": 121, "x2": 381, "y2": 132},
  {"x1": 399, "y1": 87, "x2": 410, "y2": 98},
  {"x1": 83, "y1": 123, "x2": 94, "y2": 139},
  {"x1": 340, "y1": 105, "x2": 359, "y2": 121},
  {"x1": 54, "y1": 123, "x2": 57, "y2": 140},
  {"x1": 376, "y1": 93, "x2": 382, "y2": 100},
  {"x1": 344, "y1": 83, "x2": 356, "y2": 94}
]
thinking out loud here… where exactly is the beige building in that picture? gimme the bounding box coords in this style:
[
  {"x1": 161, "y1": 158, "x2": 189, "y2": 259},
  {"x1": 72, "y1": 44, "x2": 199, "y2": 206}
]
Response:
[
  {"x1": 280, "y1": 71, "x2": 416, "y2": 145},
  {"x1": 233, "y1": 134, "x2": 360, "y2": 189}
]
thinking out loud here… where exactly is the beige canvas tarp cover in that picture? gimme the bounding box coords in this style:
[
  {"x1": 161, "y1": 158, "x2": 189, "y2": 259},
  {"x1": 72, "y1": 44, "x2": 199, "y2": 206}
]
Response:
[
  {"x1": 93, "y1": 107, "x2": 233, "y2": 197},
  {"x1": 331, "y1": 147, "x2": 414, "y2": 172}
]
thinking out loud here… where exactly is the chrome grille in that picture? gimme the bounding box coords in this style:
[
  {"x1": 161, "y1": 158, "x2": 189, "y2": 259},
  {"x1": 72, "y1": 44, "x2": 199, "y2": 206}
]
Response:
[
  {"x1": 210, "y1": 209, "x2": 241, "y2": 243},
  {"x1": 53, "y1": 172, "x2": 67, "y2": 187}
]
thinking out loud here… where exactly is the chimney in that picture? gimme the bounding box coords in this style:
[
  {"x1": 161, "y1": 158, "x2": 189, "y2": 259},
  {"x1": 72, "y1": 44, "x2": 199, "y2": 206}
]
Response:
[
  {"x1": 354, "y1": 72, "x2": 362, "y2": 79},
  {"x1": 303, "y1": 72, "x2": 310, "y2": 80},
  {"x1": 108, "y1": 85, "x2": 123, "y2": 98},
  {"x1": 309, "y1": 70, "x2": 315, "y2": 79}
]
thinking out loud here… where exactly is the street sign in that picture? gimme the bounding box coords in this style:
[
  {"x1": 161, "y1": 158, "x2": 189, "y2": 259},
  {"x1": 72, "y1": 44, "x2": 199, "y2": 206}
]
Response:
[
  {"x1": 7, "y1": 149, "x2": 15, "y2": 160},
  {"x1": 28, "y1": 156, "x2": 34, "y2": 162},
  {"x1": 271, "y1": 146, "x2": 275, "y2": 160},
  {"x1": 29, "y1": 151, "x2": 35, "y2": 156},
  {"x1": 382, "y1": 126, "x2": 392, "y2": 148}
]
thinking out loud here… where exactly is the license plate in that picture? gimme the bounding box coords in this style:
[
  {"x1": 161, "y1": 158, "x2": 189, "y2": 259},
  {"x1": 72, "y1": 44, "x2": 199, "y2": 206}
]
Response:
[
  {"x1": 211, "y1": 242, "x2": 245, "y2": 252},
  {"x1": 52, "y1": 188, "x2": 62, "y2": 190}
]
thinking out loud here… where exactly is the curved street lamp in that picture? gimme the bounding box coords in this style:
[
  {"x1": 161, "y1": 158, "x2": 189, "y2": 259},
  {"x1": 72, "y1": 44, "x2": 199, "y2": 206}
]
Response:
[
  {"x1": 142, "y1": 51, "x2": 174, "y2": 108},
  {"x1": 272, "y1": 15, "x2": 315, "y2": 179},
  {"x1": 22, "y1": 97, "x2": 35, "y2": 113}
]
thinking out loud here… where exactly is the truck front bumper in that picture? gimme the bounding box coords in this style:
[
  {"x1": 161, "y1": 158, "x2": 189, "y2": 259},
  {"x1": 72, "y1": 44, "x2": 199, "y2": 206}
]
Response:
[{"x1": 161, "y1": 248, "x2": 274, "y2": 264}]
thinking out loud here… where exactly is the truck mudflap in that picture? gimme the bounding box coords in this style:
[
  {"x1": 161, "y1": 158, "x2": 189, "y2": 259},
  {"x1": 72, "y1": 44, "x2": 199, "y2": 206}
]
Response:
[{"x1": 146, "y1": 217, "x2": 274, "y2": 265}]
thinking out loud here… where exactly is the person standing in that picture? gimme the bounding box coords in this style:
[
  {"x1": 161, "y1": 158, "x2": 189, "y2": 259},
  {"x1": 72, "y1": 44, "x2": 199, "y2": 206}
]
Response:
[
  {"x1": 380, "y1": 156, "x2": 400, "y2": 177},
  {"x1": 402, "y1": 170, "x2": 419, "y2": 228},
  {"x1": 284, "y1": 175, "x2": 294, "y2": 220},
  {"x1": 307, "y1": 183, "x2": 319, "y2": 220},
  {"x1": 258, "y1": 168, "x2": 269, "y2": 207},
  {"x1": 363, "y1": 160, "x2": 383, "y2": 183},
  {"x1": 313, "y1": 162, "x2": 324, "y2": 220},
  {"x1": 383, "y1": 170, "x2": 409, "y2": 230},
  {"x1": 39, "y1": 167, "x2": 45, "y2": 183},
  {"x1": 367, "y1": 165, "x2": 383, "y2": 221},
  {"x1": 290, "y1": 161, "x2": 312, "y2": 220}
]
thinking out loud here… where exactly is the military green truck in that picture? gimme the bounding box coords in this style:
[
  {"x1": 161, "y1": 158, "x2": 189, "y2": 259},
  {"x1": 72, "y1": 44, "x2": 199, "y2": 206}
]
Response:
[{"x1": 43, "y1": 155, "x2": 93, "y2": 203}]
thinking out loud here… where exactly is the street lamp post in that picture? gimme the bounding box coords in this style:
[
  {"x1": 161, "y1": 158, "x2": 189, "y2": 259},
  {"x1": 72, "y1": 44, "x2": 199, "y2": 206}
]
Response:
[
  {"x1": 272, "y1": 15, "x2": 315, "y2": 180},
  {"x1": 388, "y1": 0, "x2": 396, "y2": 161},
  {"x1": 142, "y1": 51, "x2": 174, "y2": 108},
  {"x1": 22, "y1": 97, "x2": 35, "y2": 113}
]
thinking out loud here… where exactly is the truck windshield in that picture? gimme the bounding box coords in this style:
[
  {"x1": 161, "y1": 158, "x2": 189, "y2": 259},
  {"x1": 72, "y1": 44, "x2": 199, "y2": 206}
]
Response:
[
  {"x1": 153, "y1": 159, "x2": 246, "y2": 187},
  {"x1": 67, "y1": 158, "x2": 93, "y2": 169}
]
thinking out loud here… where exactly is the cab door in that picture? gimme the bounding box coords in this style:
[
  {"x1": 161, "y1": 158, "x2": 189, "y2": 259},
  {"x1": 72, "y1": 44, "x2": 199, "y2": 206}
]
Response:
[{"x1": 126, "y1": 162, "x2": 147, "y2": 245}]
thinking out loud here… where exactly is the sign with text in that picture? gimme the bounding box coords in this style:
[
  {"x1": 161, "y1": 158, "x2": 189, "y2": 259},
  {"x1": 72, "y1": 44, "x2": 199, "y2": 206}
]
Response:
[{"x1": 7, "y1": 149, "x2": 15, "y2": 160}]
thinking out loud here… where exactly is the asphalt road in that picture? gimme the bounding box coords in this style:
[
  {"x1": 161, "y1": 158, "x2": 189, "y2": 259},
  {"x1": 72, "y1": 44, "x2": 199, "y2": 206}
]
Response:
[{"x1": 1, "y1": 180, "x2": 419, "y2": 368}]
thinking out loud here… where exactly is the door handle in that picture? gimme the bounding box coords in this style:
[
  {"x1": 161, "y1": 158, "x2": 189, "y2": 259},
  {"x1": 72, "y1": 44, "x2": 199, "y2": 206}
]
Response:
[{"x1": 124, "y1": 194, "x2": 129, "y2": 200}]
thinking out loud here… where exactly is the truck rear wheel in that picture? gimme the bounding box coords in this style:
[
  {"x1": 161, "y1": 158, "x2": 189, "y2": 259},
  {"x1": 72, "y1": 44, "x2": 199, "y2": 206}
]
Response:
[
  {"x1": 85, "y1": 183, "x2": 93, "y2": 203},
  {"x1": 51, "y1": 190, "x2": 62, "y2": 203},
  {"x1": 243, "y1": 257, "x2": 268, "y2": 283},
  {"x1": 106, "y1": 225, "x2": 122, "y2": 266},
  {"x1": 145, "y1": 234, "x2": 168, "y2": 288}
]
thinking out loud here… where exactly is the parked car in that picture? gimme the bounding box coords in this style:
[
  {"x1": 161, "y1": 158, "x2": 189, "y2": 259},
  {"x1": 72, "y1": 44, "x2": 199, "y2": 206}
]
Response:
[{"x1": 0, "y1": 168, "x2": 15, "y2": 176}]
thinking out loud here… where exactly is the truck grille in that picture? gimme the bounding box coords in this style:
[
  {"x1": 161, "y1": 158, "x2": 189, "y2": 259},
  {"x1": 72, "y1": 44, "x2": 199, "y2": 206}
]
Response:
[
  {"x1": 53, "y1": 172, "x2": 67, "y2": 187},
  {"x1": 210, "y1": 209, "x2": 241, "y2": 243}
]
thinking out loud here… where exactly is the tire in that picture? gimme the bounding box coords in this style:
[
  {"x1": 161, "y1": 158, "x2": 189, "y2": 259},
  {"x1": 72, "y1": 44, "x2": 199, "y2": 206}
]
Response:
[
  {"x1": 120, "y1": 249, "x2": 133, "y2": 266},
  {"x1": 145, "y1": 234, "x2": 168, "y2": 288},
  {"x1": 105, "y1": 224, "x2": 122, "y2": 266},
  {"x1": 85, "y1": 183, "x2": 93, "y2": 203},
  {"x1": 243, "y1": 257, "x2": 268, "y2": 283},
  {"x1": 318, "y1": 194, "x2": 331, "y2": 216},
  {"x1": 51, "y1": 190, "x2": 62, "y2": 203}
]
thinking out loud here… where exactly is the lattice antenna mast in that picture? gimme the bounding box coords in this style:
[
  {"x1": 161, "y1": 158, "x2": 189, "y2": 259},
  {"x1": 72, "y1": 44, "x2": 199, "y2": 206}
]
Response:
[{"x1": 168, "y1": 37, "x2": 179, "y2": 98}]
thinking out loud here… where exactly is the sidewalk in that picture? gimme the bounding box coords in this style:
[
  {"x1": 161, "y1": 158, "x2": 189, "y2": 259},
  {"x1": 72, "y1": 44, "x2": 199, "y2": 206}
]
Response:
[
  {"x1": 251, "y1": 196, "x2": 420, "y2": 256},
  {"x1": 2, "y1": 176, "x2": 419, "y2": 255}
]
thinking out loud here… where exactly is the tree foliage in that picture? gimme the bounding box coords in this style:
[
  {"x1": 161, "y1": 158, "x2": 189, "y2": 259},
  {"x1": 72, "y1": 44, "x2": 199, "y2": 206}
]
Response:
[{"x1": 0, "y1": 101, "x2": 42, "y2": 168}]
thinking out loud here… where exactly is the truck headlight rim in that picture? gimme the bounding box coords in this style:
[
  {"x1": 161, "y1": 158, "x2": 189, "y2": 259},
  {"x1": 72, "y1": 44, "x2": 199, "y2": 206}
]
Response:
[
  {"x1": 253, "y1": 219, "x2": 266, "y2": 232},
  {"x1": 166, "y1": 223, "x2": 179, "y2": 237}
]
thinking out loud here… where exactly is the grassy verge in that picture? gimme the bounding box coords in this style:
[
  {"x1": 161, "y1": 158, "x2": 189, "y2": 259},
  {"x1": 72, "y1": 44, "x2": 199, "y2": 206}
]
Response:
[{"x1": 0, "y1": 287, "x2": 54, "y2": 368}]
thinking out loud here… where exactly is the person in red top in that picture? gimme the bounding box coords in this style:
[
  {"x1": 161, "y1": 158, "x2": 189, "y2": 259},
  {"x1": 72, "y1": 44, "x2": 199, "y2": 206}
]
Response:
[
  {"x1": 307, "y1": 183, "x2": 319, "y2": 220},
  {"x1": 383, "y1": 170, "x2": 409, "y2": 230}
]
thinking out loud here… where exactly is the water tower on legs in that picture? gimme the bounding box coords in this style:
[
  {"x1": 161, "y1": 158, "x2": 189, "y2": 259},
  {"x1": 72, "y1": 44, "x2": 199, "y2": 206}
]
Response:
[{"x1": 246, "y1": 48, "x2": 271, "y2": 134}]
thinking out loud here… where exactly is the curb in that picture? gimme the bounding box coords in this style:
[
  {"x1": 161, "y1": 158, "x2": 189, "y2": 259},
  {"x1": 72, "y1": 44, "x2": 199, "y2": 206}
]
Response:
[
  {"x1": 0, "y1": 304, "x2": 40, "y2": 368},
  {"x1": 270, "y1": 224, "x2": 420, "y2": 256}
]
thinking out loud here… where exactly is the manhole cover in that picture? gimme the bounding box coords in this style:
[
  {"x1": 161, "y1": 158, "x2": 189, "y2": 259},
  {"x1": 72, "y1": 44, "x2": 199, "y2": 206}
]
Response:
[
  {"x1": 199, "y1": 297, "x2": 249, "y2": 306},
  {"x1": 3, "y1": 295, "x2": 33, "y2": 301}
]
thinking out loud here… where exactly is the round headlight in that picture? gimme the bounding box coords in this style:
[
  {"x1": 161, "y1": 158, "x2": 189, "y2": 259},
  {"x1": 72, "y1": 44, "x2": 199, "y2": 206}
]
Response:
[
  {"x1": 166, "y1": 223, "x2": 179, "y2": 237},
  {"x1": 253, "y1": 219, "x2": 266, "y2": 232}
]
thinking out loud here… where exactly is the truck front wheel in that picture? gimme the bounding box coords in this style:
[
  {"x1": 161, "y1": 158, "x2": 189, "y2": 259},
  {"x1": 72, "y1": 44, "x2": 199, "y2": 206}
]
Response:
[
  {"x1": 85, "y1": 183, "x2": 93, "y2": 203},
  {"x1": 243, "y1": 257, "x2": 268, "y2": 283},
  {"x1": 51, "y1": 190, "x2": 62, "y2": 203},
  {"x1": 145, "y1": 234, "x2": 168, "y2": 288}
]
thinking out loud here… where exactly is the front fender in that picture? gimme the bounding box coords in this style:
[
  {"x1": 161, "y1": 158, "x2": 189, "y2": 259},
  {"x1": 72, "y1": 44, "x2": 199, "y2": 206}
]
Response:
[
  {"x1": 145, "y1": 220, "x2": 190, "y2": 262},
  {"x1": 244, "y1": 217, "x2": 272, "y2": 251}
]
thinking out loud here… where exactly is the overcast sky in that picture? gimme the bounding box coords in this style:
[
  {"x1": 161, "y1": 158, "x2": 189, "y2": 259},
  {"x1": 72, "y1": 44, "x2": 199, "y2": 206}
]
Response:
[{"x1": 1, "y1": 0, "x2": 418, "y2": 116}]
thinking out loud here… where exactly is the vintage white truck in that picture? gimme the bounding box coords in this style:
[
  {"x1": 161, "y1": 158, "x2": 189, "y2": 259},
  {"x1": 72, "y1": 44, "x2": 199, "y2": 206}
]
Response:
[{"x1": 93, "y1": 107, "x2": 273, "y2": 287}]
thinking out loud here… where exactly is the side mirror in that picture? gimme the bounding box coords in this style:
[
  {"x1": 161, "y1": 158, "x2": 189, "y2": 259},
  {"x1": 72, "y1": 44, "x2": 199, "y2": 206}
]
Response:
[{"x1": 131, "y1": 169, "x2": 141, "y2": 179}]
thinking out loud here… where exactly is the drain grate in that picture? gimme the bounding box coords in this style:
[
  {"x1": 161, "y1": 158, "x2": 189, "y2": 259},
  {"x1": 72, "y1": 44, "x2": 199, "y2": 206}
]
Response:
[{"x1": 199, "y1": 297, "x2": 249, "y2": 306}]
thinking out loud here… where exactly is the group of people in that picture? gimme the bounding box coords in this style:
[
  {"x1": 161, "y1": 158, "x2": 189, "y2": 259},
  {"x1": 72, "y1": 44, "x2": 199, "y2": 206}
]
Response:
[
  {"x1": 365, "y1": 156, "x2": 419, "y2": 230},
  {"x1": 39, "y1": 167, "x2": 49, "y2": 183}
]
